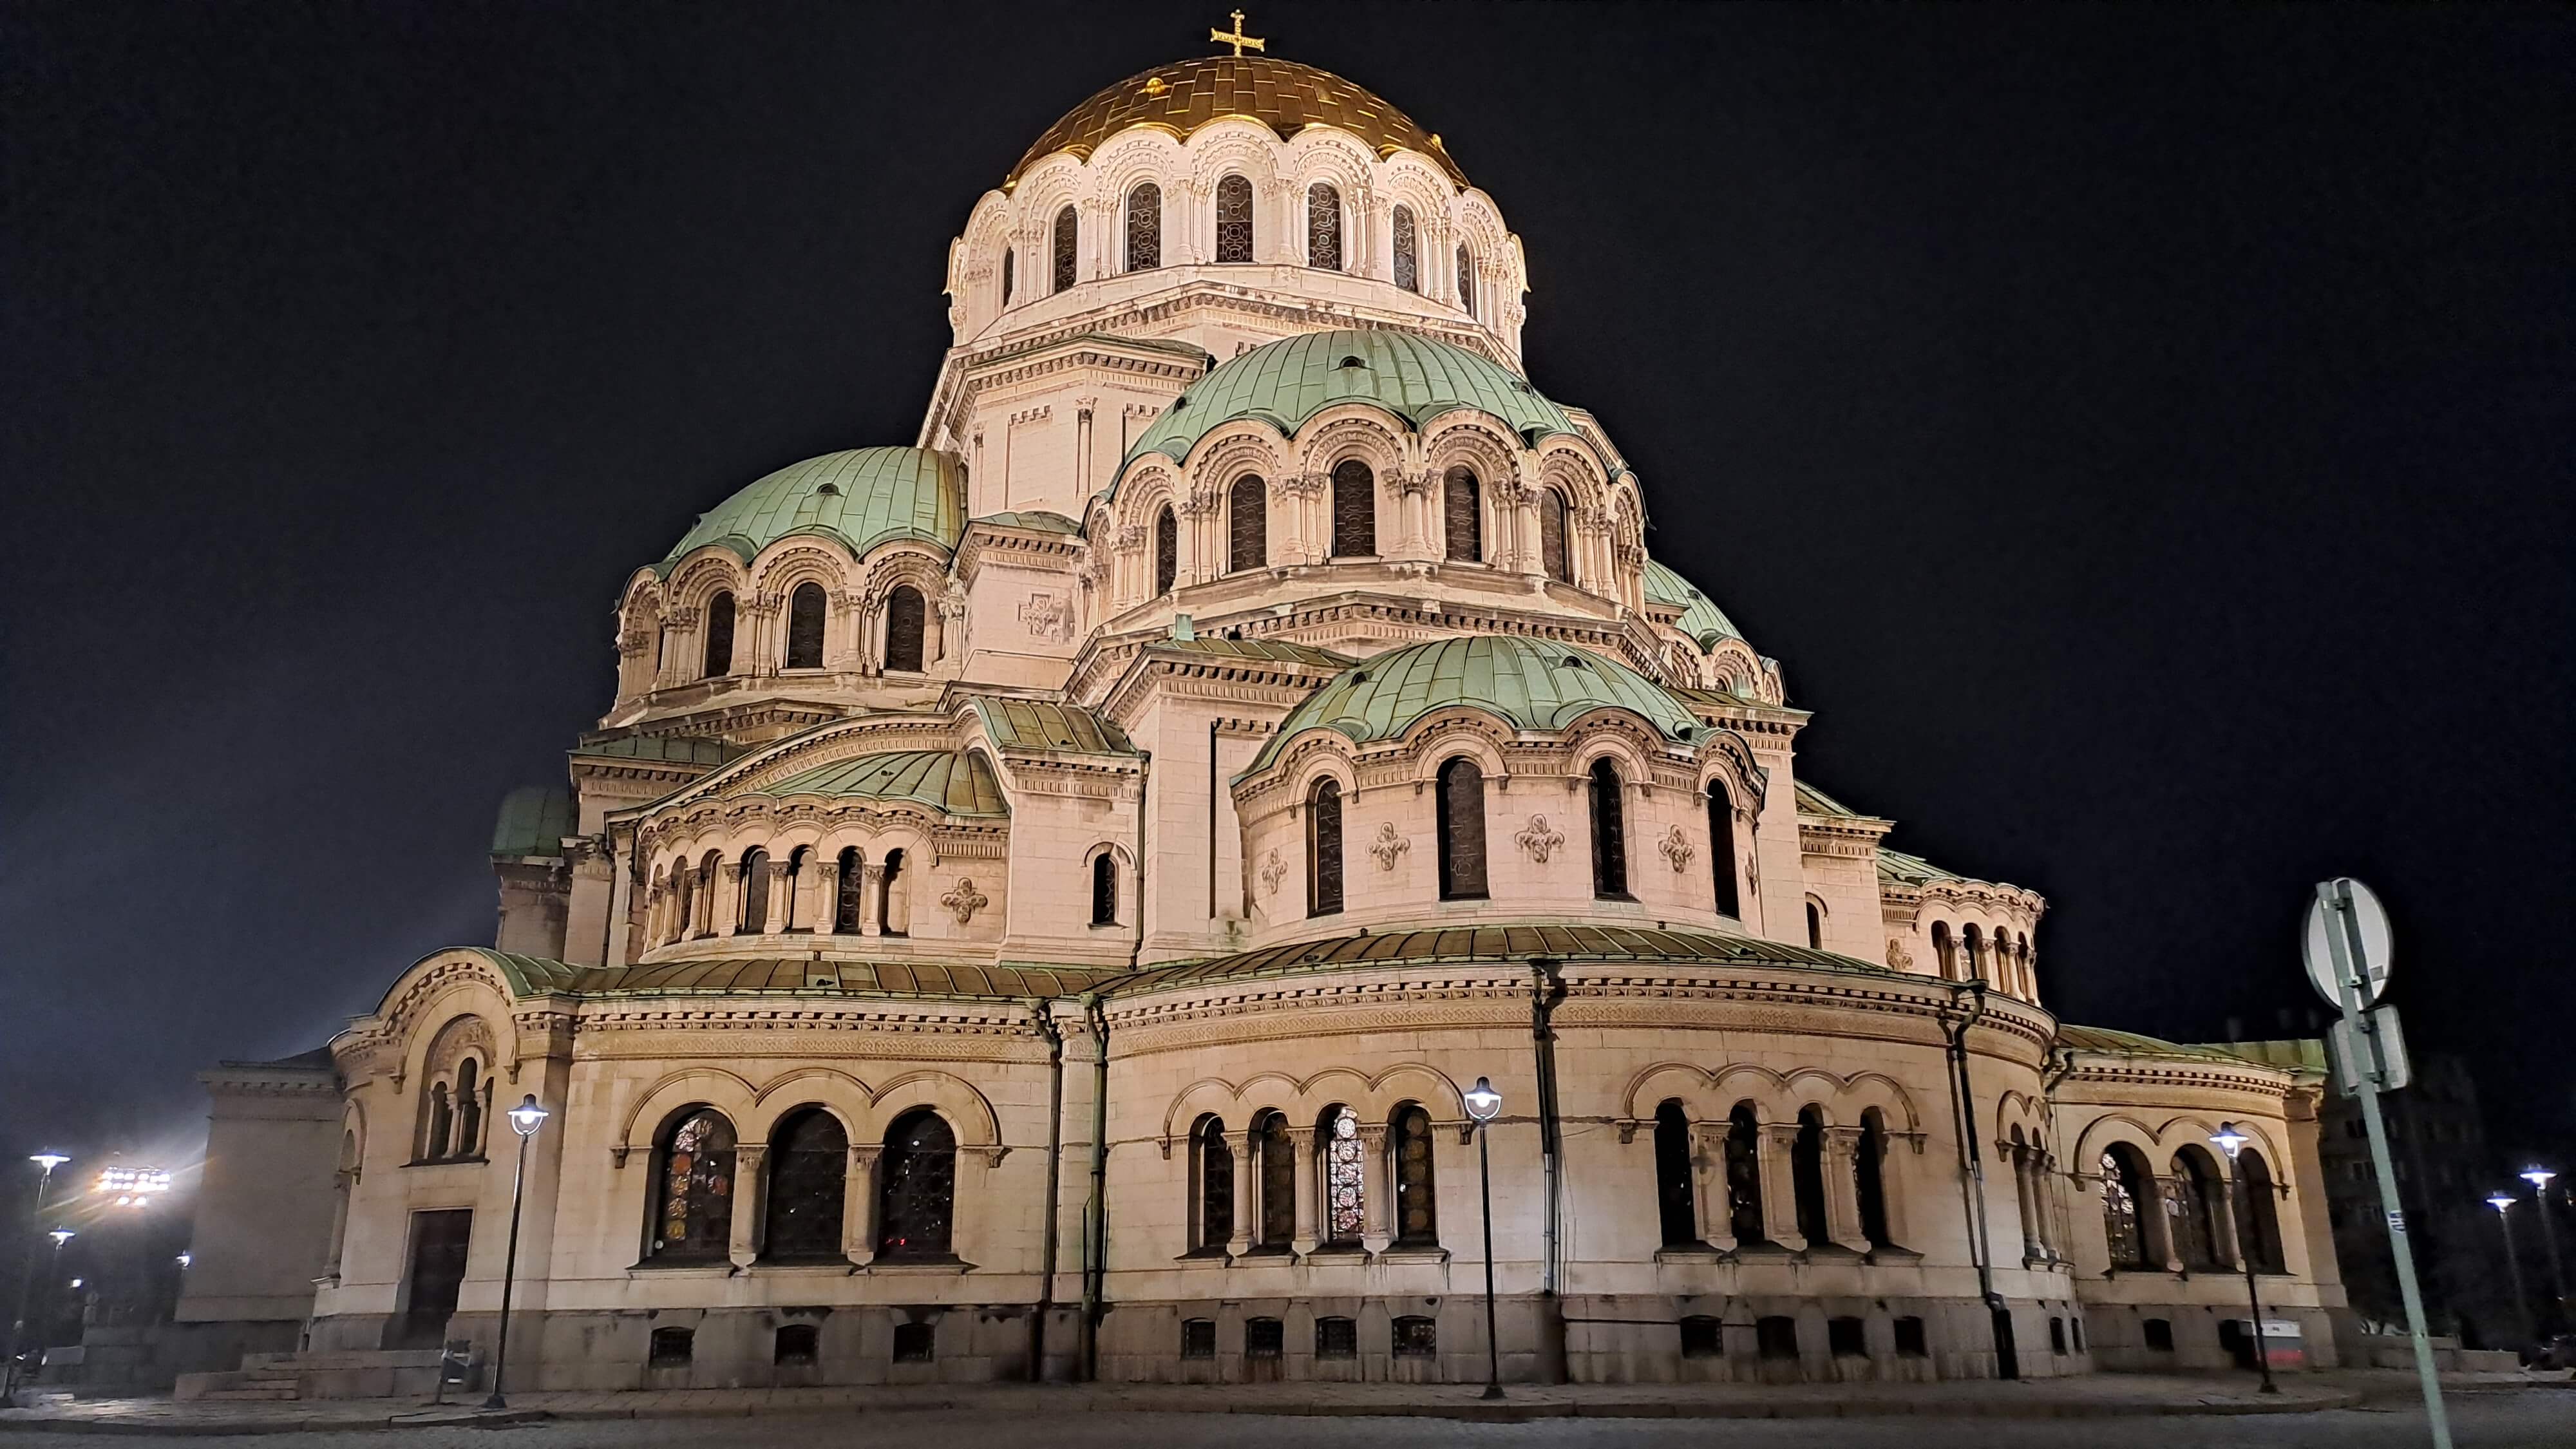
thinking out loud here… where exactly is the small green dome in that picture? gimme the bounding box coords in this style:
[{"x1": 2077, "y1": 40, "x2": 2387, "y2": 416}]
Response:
[
  {"x1": 1245, "y1": 636, "x2": 1705, "y2": 775},
  {"x1": 660, "y1": 448, "x2": 964, "y2": 574},
  {"x1": 1122, "y1": 330, "x2": 1578, "y2": 477},
  {"x1": 1643, "y1": 560, "x2": 1742, "y2": 647}
]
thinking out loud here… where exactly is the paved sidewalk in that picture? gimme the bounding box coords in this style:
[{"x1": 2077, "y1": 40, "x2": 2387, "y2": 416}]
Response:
[{"x1": 0, "y1": 1373, "x2": 2413, "y2": 1435}]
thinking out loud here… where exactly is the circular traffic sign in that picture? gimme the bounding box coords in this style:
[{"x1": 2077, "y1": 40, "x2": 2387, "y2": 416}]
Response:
[{"x1": 2304, "y1": 876, "x2": 2392, "y2": 1007}]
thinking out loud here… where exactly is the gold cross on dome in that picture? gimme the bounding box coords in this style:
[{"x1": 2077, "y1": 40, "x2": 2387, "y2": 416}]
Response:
[{"x1": 1210, "y1": 10, "x2": 1265, "y2": 57}]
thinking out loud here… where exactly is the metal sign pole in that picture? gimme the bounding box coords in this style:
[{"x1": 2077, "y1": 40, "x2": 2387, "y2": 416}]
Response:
[{"x1": 2320, "y1": 879, "x2": 2450, "y2": 1448}]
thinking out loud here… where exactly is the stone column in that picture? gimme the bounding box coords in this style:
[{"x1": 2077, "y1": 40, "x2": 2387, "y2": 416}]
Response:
[
  {"x1": 811, "y1": 859, "x2": 840, "y2": 934},
  {"x1": 762, "y1": 861, "x2": 791, "y2": 934},
  {"x1": 1759, "y1": 1123, "x2": 1806, "y2": 1252},
  {"x1": 1288, "y1": 1126, "x2": 1320, "y2": 1255},
  {"x1": 730, "y1": 1144, "x2": 768, "y2": 1267},
  {"x1": 1227, "y1": 1129, "x2": 1257, "y2": 1256},
  {"x1": 844, "y1": 1144, "x2": 881, "y2": 1267},
  {"x1": 1824, "y1": 1127, "x2": 1870, "y2": 1252},
  {"x1": 858, "y1": 863, "x2": 886, "y2": 937},
  {"x1": 1075, "y1": 399, "x2": 1096, "y2": 501},
  {"x1": 2210, "y1": 1170, "x2": 2245, "y2": 1269},
  {"x1": 1691, "y1": 1122, "x2": 1733, "y2": 1251},
  {"x1": 2149, "y1": 1178, "x2": 2184, "y2": 1273},
  {"x1": 713, "y1": 861, "x2": 744, "y2": 937},
  {"x1": 1359, "y1": 1122, "x2": 1392, "y2": 1253}
]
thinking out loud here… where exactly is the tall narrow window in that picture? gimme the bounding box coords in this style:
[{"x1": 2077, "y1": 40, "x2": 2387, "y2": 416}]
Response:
[
  {"x1": 1442, "y1": 466, "x2": 1480, "y2": 562},
  {"x1": 1435, "y1": 756, "x2": 1488, "y2": 900},
  {"x1": 878, "y1": 848, "x2": 907, "y2": 936},
  {"x1": 1052, "y1": 204, "x2": 1077, "y2": 293},
  {"x1": 1215, "y1": 174, "x2": 1253, "y2": 262},
  {"x1": 1306, "y1": 777, "x2": 1343, "y2": 916},
  {"x1": 1228, "y1": 474, "x2": 1266, "y2": 571},
  {"x1": 451, "y1": 1059, "x2": 482, "y2": 1157},
  {"x1": 668, "y1": 860, "x2": 694, "y2": 943},
  {"x1": 1792, "y1": 1106, "x2": 1830, "y2": 1247},
  {"x1": 762, "y1": 1108, "x2": 848, "y2": 1260},
  {"x1": 424, "y1": 1084, "x2": 453, "y2": 1162},
  {"x1": 2169, "y1": 1148, "x2": 2222, "y2": 1269},
  {"x1": 738, "y1": 848, "x2": 770, "y2": 933},
  {"x1": 876, "y1": 1109, "x2": 956, "y2": 1260},
  {"x1": 1124, "y1": 183, "x2": 1160, "y2": 270},
  {"x1": 694, "y1": 853, "x2": 719, "y2": 936},
  {"x1": 1457, "y1": 245, "x2": 1476, "y2": 316},
  {"x1": 1154, "y1": 504, "x2": 1178, "y2": 594},
  {"x1": 884, "y1": 585, "x2": 926, "y2": 672},
  {"x1": 1091, "y1": 851, "x2": 1117, "y2": 926},
  {"x1": 833, "y1": 848, "x2": 862, "y2": 934},
  {"x1": 1653, "y1": 1099, "x2": 1698, "y2": 1246},
  {"x1": 786, "y1": 582, "x2": 826, "y2": 668},
  {"x1": 1805, "y1": 900, "x2": 1824, "y2": 950},
  {"x1": 1931, "y1": 922, "x2": 1955, "y2": 978},
  {"x1": 1539, "y1": 488, "x2": 1572, "y2": 583},
  {"x1": 2100, "y1": 1146, "x2": 2149, "y2": 1268},
  {"x1": 779, "y1": 847, "x2": 806, "y2": 931},
  {"x1": 1391, "y1": 205, "x2": 1418, "y2": 292},
  {"x1": 649, "y1": 1108, "x2": 737, "y2": 1262},
  {"x1": 1589, "y1": 758, "x2": 1627, "y2": 898},
  {"x1": 1256, "y1": 1111, "x2": 1294, "y2": 1248},
  {"x1": 1961, "y1": 924, "x2": 1984, "y2": 980},
  {"x1": 1707, "y1": 783, "x2": 1739, "y2": 917},
  {"x1": 1306, "y1": 183, "x2": 1341, "y2": 270},
  {"x1": 1855, "y1": 1108, "x2": 1893, "y2": 1248},
  {"x1": 2239, "y1": 1149, "x2": 2285, "y2": 1274},
  {"x1": 703, "y1": 591, "x2": 735, "y2": 677},
  {"x1": 1725, "y1": 1103, "x2": 1765, "y2": 1245},
  {"x1": 1000, "y1": 249, "x2": 1013, "y2": 306},
  {"x1": 1196, "y1": 1117, "x2": 1233, "y2": 1250},
  {"x1": 1330, "y1": 459, "x2": 1375, "y2": 557},
  {"x1": 1321, "y1": 1106, "x2": 1363, "y2": 1245},
  {"x1": 1391, "y1": 1104, "x2": 1437, "y2": 1246}
]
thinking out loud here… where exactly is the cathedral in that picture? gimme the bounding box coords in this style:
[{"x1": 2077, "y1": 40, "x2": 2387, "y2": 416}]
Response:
[{"x1": 232, "y1": 35, "x2": 2353, "y2": 1392}]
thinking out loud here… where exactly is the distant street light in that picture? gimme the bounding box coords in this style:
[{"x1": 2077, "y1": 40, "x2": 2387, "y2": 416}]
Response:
[
  {"x1": 175, "y1": 1253, "x2": 192, "y2": 1271},
  {"x1": 2210, "y1": 1124, "x2": 2278, "y2": 1394},
  {"x1": 95, "y1": 1166, "x2": 171, "y2": 1209},
  {"x1": 484, "y1": 1094, "x2": 550, "y2": 1411},
  {"x1": 2520, "y1": 1168, "x2": 2566, "y2": 1321},
  {"x1": 1464, "y1": 1076, "x2": 1504, "y2": 1401},
  {"x1": 2488, "y1": 1193, "x2": 2533, "y2": 1343},
  {"x1": 4, "y1": 1155, "x2": 71, "y2": 1406}
]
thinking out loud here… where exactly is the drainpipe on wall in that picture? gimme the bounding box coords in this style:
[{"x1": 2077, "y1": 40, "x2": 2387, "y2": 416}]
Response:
[
  {"x1": 2038, "y1": 1043, "x2": 2078, "y2": 1276},
  {"x1": 1942, "y1": 978, "x2": 2019, "y2": 1379},
  {"x1": 1077, "y1": 992, "x2": 1112, "y2": 1381},
  {"x1": 1027, "y1": 998, "x2": 1066, "y2": 1383},
  {"x1": 1528, "y1": 957, "x2": 1570, "y2": 1381}
]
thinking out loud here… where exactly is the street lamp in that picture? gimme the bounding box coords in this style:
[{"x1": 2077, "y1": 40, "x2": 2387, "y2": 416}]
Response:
[
  {"x1": 2489, "y1": 1192, "x2": 2533, "y2": 1344},
  {"x1": 483, "y1": 1094, "x2": 549, "y2": 1410},
  {"x1": 1464, "y1": 1075, "x2": 1504, "y2": 1401},
  {"x1": 2520, "y1": 1168, "x2": 2566, "y2": 1325},
  {"x1": 4, "y1": 1153, "x2": 71, "y2": 1407},
  {"x1": 2209, "y1": 1124, "x2": 2278, "y2": 1394}
]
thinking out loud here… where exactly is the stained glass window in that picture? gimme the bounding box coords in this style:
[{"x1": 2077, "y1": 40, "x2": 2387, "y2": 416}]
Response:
[
  {"x1": 1323, "y1": 1106, "x2": 1365, "y2": 1244},
  {"x1": 876, "y1": 1109, "x2": 955, "y2": 1260},
  {"x1": 1228, "y1": 474, "x2": 1265, "y2": 571},
  {"x1": 2240, "y1": 1149, "x2": 2285, "y2": 1273},
  {"x1": 2169, "y1": 1150, "x2": 2222, "y2": 1268},
  {"x1": 786, "y1": 582, "x2": 826, "y2": 668},
  {"x1": 1125, "y1": 184, "x2": 1160, "y2": 270},
  {"x1": 1052, "y1": 204, "x2": 1077, "y2": 293},
  {"x1": 1708, "y1": 784, "x2": 1739, "y2": 918},
  {"x1": 1539, "y1": 488, "x2": 1572, "y2": 583},
  {"x1": 762, "y1": 1108, "x2": 848, "y2": 1260},
  {"x1": 884, "y1": 585, "x2": 925, "y2": 672},
  {"x1": 1306, "y1": 184, "x2": 1341, "y2": 271},
  {"x1": 1307, "y1": 778, "x2": 1343, "y2": 916},
  {"x1": 1215, "y1": 174, "x2": 1253, "y2": 262},
  {"x1": 1330, "y1": 459, "x2": 1374, "y2": 556},
  {"x1": 1392, "y1": 205, "x2": 1418, "y2": 292},
  {"x1": 1443, "y1": 466, "x2": 1479, "y2": 562},
  {"x1": 1197, "y1": 1117, "x2": 1233, "y2": 1249},
  {"x1": 1457, "y1": 245, "x2": 1476, "y2": 316},
  {"x1": 703, "y1": 591, "x2": 735, "y2": 677},
  {"x1": 2100, "y1": 1147, "x2": 2147, "y2": 1267},
  {"x1": 1392, "y1": 1104, "x2": 1437, "y2": 1245},
  {"x1": 1589, "y1": 759, "x2": 1627, "y2": 898},
  {"x1": 1154, "y1": 505, "x2": 1177, "y2": 594},
  {"x1": 652, "y1": 1109, "x2": 736, "y2": 1261},
  {"x1": 832, "y1": 847, "x2": 862, "y2": 934},
  {"x1": 1091, "y1": 852, "x2": 1116, "y2": 925},
  {"x1": 1436, "y1": 756, "x2": 1487, "y2": 900},
  {"x1": 1256, "y1": 1112, "x2": 1295, "y2": 1247},
  {"x1": 1726, "y1": 1103, "x2": 1765, "y2": 1244}
]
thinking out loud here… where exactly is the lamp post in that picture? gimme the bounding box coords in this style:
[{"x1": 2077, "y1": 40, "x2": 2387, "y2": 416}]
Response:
[
  {"x1": 2520, "y1": 1168, "x2": 2565, "y2": 1329},
  {"x1": 2209, "y1": 1124, "x2": 2278, "y2": 1394},
  {"x1": 2489, "y1": 1193, "x2": 2532, "y2": 1345},
  {"x1": 482, "y1": 1094, "x2": 549, "y2": 1411},
  {"x1": 1463, "y1": 1076, "x2": 1504, "y2": 1401},
  {"x1": 4, "y1": 1154, "x2": 71, "y2": 1407}
]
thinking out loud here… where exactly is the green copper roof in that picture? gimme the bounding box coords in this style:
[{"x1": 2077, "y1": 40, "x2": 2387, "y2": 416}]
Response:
[
  {"x1": 573, "y1": 734, "x2": 750, "y2": 767},
  {"x1": 1246, "y1": 636, "x2": 1705, "y2": 775},
  {"x1": 972, "y1": 511, "x2": 1084, "y2": 535},
  {"x1": 2058, "y1": 1023, "x2": 2258, "y2": 1066},
  {"x1": 661, "y1": 448, "x2": 964, "y2": 573},
  {"x1": 963, "y1": 697, "x2": 1139, "y2": 756},
  {"x1": 1875, "y1": 847, "x2": 1962, "y2": 885},
  {"x1": 1643, "y1": 560, "x2": 1742, "y2": 647},
  {"x1": 1122, "y1": 330, "x2": 1579, "y2": 475},
  {"x1": 489, "y1": 786, "x2": 578, "y2": 857},
  {"x1": 1108, "y1": 923, "x2": 1889, "y2": 996},
  {"x1": 750, "y1": 750, "x2": 1007, "y2": 817}
]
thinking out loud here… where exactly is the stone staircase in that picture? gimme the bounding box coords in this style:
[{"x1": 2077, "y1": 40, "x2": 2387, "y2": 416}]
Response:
[{"x1": 175, "y1": 1349, "x2": 464, "y2": 1403}]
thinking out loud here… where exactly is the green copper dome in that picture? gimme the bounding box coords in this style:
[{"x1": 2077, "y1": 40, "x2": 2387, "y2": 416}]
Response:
[
  {"x1": 1245, "y1": 636, "x2": 1704, "y2": 775},
  {"x1": 1122, "y1": 330, "x2": 1578, "y2": 476},
  {"x1": 1643, "y1": 560, "x2": 1742, "y2": 647},
  {"x1": 660, "y1": 448, "x2": 964, "y2": 573}
]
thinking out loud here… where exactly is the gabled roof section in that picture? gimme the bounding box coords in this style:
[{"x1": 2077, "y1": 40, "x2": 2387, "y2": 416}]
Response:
[
  {"x1": 1643, "y1": 559, "x2": 1742, "y2": 647},
  {"x1": 749, "y1": 749, "x2": 1008, "y2": 817},
  {"x1": 573, "y1": 734, "x2": 750, "y2": 768},
  {"x1": 1876, "y1": 846, "x2": 1962, "y2": 885},
  {"x1": 490, "y1": 786, "x2": 578, "y2": 858},
  {"x1": 1148, "y1": 636, "x2": 1356, "y2": 668},
  {"x1": 660, "y1": 448, "x2": 964, "y2": 574},
  {"x1": 963, "y1": 696, "x2": 1139, "y2": 756},
  {"x1": 972, "y1": 511, "x2": 1084, "y2": 536}
]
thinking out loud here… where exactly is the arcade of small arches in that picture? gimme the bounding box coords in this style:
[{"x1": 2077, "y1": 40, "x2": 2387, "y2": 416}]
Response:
[
  {"x1": 641, "y1": 840, "x2": 933, "y2": 947},
  {"x1": 617, "y1": 544, "x2": 954, "y2": 705}
]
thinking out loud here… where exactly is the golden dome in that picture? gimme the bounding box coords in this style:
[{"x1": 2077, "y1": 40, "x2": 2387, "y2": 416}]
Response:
[{"x1": 1007, "y1": 55, "x2": 1466, "y2": 189}]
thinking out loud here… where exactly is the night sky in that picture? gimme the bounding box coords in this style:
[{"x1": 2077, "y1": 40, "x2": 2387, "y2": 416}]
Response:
[{"x1": 3, "y1": 3, "x2": 2568, "y2": 1179}]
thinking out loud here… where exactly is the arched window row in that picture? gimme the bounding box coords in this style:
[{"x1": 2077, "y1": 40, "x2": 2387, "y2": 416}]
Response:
[
  {"x1": 642, "y1": 1104, "x2": 964, "y2": 1266},
  {"x1": 415, "y1": 1020, "x2": 495, "y2": 1164},
  {"x1": 1927, "y1": 920, "x2": 2036, "y2": 994},
  {"x1": 623, "y1": 559, "x2": 952, "y2": 695},
  {"x1": 1186, "y1": 1102, "x2": 1440, "y2": 1255},
  {"x1": 2091, "y1": 1136, "x2": 2282, "y2": 1275},
  {"x1": 643, "y1": 842, "x2": 925, "y2": 944},
  {"x1": 1650, "y1": 1099, "x2": 1902, "y2": 1256}
]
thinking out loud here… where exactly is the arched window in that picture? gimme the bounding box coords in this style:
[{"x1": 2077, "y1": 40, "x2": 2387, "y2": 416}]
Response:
[
  {"x1": 1653, "y1": 1099, "x2": 1697, "y2": 1246},
  {"x1": 694, "y1": 851, "x2": 719, "y2": 936},
  {"x1": 832, "y1": 848, "x2": 862, "y2": 934},
  {"x1": 884, "y1": 585, "x2": 926, "y2": 673},
  {"x1": 1707, "y1": 782, "x2": 1739, "y2": 917},
  {"x1": 1539, "y1": 488, "x2": 1571, "y2": 583},
  {"x1": 762, "y1": 1108, "x2": 848, "y2": 1260},
  {"x1": 1855, "y1": 1108, "x2": 1893, "y2": 1248},
  {"x1": 1390, "y1": 1103, "x2": 1437, "y2": 1246},
  {"x1": 1306, "y1": 183, "x2": 1341, "y2": 270},
  {"x1": 1124, "y1": 183, "x2": 1160, "y2": 270},
  {"x1": 1791, "y1": 1106, "x2": 1830, "y2": 1247},
  {"x1": 1153, "y1": 504, "x2": 1177, "y2": 594},
  {"x1": 1589, "y1": 758, "x2": 1627, "y2": 898},
  {"x1": 1442, "y1": 466, "x2": 1479, "y2": 562},
  {"x1": 649, "y1": 1108, "x2": 737, "y2": 1262},
  {"x1": 1725, "y1": 1103, "x2": 1765, "y2": 1245},
  {"x1": 702, "y1": 591, "x2": 735, "y2": 677},
  {"x1": 1214, "y1": 174, "x2": 1253, "y2": 262},
  {"x1": 2170, "y1": 1147, "x2": 2224, "y2": 1269},
  {"x1": 1000, "y1": 248, "x2": 1014, "y2": 306},
  {"x1": 451, "y1": 1059, "x2": 482, "y2": 1158},
  {"x1": 1194, "y1": 1116, "x2": 1233, "y2": 1251},
  {"x1": 1091, "y1": 851, "x2": 1117, "y2": 926},
  {"x1": 2099, "y1": 1145, "x2": 2150, "y2": 1267},
  {"x1": 737, "y1": 848, "x2": 770, "y2": 933},
  {"x1": 424, "y1": 1084, "x2": 453, "y2": 1162},
  {"x1": 1052, "y1": 204, "x2": 1077, "y2": 293},
  {"x1": 1329, "y1": 459, "x2": 1375, "y2": 557},
  {"x1": 1391, "y1": 205, "x2": 1418, "y2": 292},
  {"x1": 779, "y1": 847, "x2": 806, "y2": 931},
  {"x1": 1227, "y1": 474, "x2": 1266, "y2": 572},
  {"x1": 1255, "y1": 1110, "x2": 1295, "y2": 1248},
  {"x1": 1435, "y1": 756, "x2": 1488, "y2": 900},
  {"x1": 876, "y1": 1109, "x2": 956, "y2": 1260},
  {"x1": 1961, "y1": 924, "x2": 1984, "y2": 980},
  {"x1": 668, "y1": 860, "x2": 694, "y2": 943},
  {"x1": 1321, "y1": 1106, "x2": 1364, "y2": 1245},
  {"x1": 1457, "y1": 245, "x2": 1476, "y2": 316},
  {"x1": 1931, "y1": 922, "x2": 1955, "y2": 978},
  {"x1": 1306, "y1": 777, "x2": 1343, "y2": 916},
  {"x1": 878, "y1": 848, "x2": 907, "y2": 937},
  {"x1": 786, "y1": 582, "x2": 826, "y2": 669},
  {"x1": 2239, "y1": 1148, "x2": 2285, "y2": 1274},
  {"x1": 1805, "y1": 899, "x2": 1824, "y2": 950}
]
